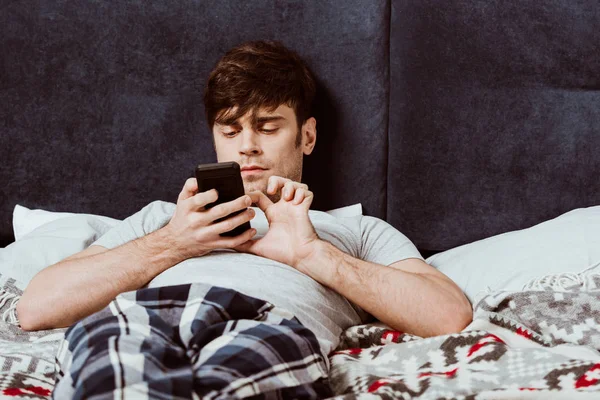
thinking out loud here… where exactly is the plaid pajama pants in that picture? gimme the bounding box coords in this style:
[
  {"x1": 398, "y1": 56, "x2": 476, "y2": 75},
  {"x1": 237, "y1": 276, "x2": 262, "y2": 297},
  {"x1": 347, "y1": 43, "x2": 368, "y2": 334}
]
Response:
[{"x1": 53, "y1": 283, "x2": 332, "y2": 399}]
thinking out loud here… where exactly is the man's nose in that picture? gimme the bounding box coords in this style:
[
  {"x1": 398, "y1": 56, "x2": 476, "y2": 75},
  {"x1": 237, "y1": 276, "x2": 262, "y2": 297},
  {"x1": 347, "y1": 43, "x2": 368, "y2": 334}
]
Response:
[{"x1": 239, "y1": 130, "x2": 262, "y2": 155}]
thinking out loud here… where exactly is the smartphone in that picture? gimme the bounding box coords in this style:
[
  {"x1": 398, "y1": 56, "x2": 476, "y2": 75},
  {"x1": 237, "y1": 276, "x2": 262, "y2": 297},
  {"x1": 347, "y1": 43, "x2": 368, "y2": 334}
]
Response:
[{"x1": 195, "y1": 161, "x2": 251, "y2": 237}]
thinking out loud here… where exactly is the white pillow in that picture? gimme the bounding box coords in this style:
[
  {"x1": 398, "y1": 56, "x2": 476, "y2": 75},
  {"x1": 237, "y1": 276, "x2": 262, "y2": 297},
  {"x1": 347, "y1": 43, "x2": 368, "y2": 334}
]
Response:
[
  {"x1": 1, "y1": 215, "x2": 118, "y2": 286},
  {"x1": 426, "y1": 206, "x2": 600, "y2": 303},
  {"x1": 13, "y1": 204, "x2": 120, "y2": 241},
  {"x1": 325, "y1": 203, "x2": 362, "y2": 218},
  {"x1": 12, "y1": 203, "x2": 362, "y2": 241}
]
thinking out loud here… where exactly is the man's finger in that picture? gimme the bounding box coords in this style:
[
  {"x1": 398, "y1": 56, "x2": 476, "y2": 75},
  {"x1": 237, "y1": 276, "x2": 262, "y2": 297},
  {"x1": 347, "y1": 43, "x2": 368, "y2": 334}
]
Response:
[
  {"x1": 267, "y1": 176, "x2": 291, "y2": 195},
  {"x1": 283, "y1": 181, "x2": 298, "y2": 201},
  {"x1": 293, "y1": 188, "x2": 306, "y2": 205},
  {"x1": 208, "y1": 194, "x2": 252, "y2": 220},
  {"x1": 216, "y1": 228, "x2": 258, "y2": 249},
  {"x1": 187, "y1": 189, "x2": 218, "y2": 210},
  {"x1": 209, "y1": 208, "x2": 255, "y2": 235},
  {"x1": 232, "y1": 237, "x2": 260, "y2": 254},
  {"x1": 248, "y1": 190, "x2": 273, "y2": 211},
  {"x1": 178, "y1": 178, "x2": 199, "y2": 203},
  {"x1": 301, "y1": 190, "x2": 314, "y2": 209}
]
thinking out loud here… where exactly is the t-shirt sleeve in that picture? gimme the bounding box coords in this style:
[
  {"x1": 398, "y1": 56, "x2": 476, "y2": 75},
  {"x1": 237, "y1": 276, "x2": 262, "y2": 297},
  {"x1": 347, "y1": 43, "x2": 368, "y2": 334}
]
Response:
[
  {"x1": 90, "y1": 201, "x2": 176, "y2": 250},
  {"x1": 358, "y1": 215, "x2": 424, "y2": 266}
]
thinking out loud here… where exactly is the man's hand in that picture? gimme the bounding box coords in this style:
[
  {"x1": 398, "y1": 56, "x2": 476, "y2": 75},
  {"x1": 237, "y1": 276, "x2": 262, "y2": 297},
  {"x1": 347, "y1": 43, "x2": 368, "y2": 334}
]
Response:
[
  {"x1": 163, "y1": 178, "x2": 257, "y2": 260},
  {"x1": 235, "y1": 176, "x2": 320, "y2": 271}
]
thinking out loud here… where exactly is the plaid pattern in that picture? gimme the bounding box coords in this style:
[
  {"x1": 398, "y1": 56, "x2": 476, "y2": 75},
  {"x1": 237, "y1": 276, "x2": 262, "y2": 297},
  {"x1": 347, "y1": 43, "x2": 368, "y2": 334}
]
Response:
[{"x1": 52, "y1": 283, "x2": 332, "y2": 399}]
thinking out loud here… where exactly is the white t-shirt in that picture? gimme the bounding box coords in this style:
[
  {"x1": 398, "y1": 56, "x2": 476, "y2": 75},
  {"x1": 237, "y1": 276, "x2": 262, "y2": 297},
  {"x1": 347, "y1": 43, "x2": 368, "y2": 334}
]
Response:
[{"x1": 91, "y1": 201, "x2": 423, "y2": 360}]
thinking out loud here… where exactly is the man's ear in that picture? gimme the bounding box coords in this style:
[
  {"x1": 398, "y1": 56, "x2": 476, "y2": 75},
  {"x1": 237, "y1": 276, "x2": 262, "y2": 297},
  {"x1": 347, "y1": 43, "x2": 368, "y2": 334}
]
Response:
[{"x1": 302, "y1": 117, "x2": 317, "y2": 155}]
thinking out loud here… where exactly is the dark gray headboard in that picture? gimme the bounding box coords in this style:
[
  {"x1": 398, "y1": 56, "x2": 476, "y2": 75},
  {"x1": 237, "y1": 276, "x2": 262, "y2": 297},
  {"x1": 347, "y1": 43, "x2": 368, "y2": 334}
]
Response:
[
  {"x1": 1, "y1": 1, "x2": 390, "y2": 247},
  {"x1": 2, "y1": 0, "x2": 599, "y2": 256},
  {"x1": 387, "y1": 0, "x2": 600, "y2": 252}
]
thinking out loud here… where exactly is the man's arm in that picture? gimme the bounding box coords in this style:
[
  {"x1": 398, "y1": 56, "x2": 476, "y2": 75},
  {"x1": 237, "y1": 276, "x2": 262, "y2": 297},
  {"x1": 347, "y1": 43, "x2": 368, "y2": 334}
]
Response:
[
  {"x1": 237, "y1": 176, "x2": 472, "y2": 338},
  {"x1": 18, "y1": 178, "x2": 257, "y2": 331},
  {"x1": 296, "y1": 241, "x2": 473, "y2": 337},
  {"x1": 17, "y1": 229, "x2": 184, "y2": 331}
]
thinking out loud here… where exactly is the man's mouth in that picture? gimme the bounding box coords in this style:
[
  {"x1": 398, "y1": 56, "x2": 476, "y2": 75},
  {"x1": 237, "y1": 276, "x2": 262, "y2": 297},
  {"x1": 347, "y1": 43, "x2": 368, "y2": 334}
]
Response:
[{"x1": 240, "y1": 165, "x2": 268, "y2": 176}]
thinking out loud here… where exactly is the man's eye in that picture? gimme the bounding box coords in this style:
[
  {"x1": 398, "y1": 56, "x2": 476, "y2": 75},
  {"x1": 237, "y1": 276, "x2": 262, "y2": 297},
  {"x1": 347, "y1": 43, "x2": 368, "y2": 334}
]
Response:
[
  {"x1": 260, "y1": 128, "x2": 277, "y2": 134},
  {"x1": 223, "y1": 131, "x2": 238, "y2": 137}
]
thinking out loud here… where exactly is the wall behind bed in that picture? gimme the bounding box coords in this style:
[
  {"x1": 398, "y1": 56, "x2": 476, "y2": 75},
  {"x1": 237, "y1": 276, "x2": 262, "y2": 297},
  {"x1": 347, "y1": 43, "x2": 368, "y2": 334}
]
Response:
[{"x1": 0, "y1": 0, "x2": 391, "y2": 247}]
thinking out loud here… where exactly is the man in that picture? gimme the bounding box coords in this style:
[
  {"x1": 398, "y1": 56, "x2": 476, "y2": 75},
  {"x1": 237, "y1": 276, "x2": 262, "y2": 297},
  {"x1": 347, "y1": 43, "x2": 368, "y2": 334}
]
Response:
[{"x1": 19, "y1": 40, "x2": 471, "y2": 396}]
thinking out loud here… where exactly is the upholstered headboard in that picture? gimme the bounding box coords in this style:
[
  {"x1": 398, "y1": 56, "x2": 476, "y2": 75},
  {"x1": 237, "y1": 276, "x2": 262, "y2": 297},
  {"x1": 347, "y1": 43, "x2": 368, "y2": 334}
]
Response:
[
  {"x1": 2, "y1": 0, "x2": 599, "y2": 256},
  {"x1": 387, "y1": 0, "x2": 600, "y2": 253}
]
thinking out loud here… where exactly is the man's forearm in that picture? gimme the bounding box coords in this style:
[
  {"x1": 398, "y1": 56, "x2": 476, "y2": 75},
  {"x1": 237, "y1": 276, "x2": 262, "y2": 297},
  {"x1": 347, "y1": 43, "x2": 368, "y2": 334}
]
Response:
[
  {"x1": 297, "y1": 240, "x2": 471, "y2": 338},
  {"x1": 18, "y1": 227, "x2": 183, "y2": 331}
]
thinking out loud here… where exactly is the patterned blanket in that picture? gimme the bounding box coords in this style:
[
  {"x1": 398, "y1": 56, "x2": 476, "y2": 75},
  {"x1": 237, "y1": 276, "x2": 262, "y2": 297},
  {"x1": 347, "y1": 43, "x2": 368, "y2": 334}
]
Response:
[
  {"x1": 3, "y1": 273, "x2": 600, "y2": 399},
  {"x1": 0, "y1": 274, "x2": 65, "y2": 399},
  {"x1": 328, "y1": 289, "x2": 600, "y2": 399}
]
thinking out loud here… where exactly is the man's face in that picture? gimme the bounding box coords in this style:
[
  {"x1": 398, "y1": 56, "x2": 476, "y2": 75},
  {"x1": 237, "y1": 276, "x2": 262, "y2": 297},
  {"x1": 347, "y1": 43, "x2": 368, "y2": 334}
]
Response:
[{"x1": 212, "y1": 105, "x2": 316, "y2": 199}]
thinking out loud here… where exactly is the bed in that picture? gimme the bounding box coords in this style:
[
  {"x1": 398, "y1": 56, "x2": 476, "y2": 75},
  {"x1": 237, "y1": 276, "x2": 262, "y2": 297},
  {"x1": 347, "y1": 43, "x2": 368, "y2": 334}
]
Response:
[{"x1": 2, "y1": 1, "x2": 600, "y2": 398}]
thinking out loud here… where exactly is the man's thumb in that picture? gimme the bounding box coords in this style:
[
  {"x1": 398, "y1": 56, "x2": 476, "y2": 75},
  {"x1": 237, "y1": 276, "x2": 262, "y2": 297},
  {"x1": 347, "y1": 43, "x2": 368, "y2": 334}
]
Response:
[{"x1": 234, "y1": 239, "x2": 259, "y2": 254}]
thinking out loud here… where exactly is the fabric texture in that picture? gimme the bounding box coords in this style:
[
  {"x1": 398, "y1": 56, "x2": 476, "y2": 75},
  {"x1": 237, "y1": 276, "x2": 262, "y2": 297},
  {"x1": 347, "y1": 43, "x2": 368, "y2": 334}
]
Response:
[
  {"x1": 90, "y1": 200, "x2": 424, "y2": 357},
  {"x1": 0, "y1": 273, "x2": 65, "y2": 400},
  {"x1": 53, "y1": 283, "x2": 332, "y2": 399},
  {"x1": 327, "y1": 280, "x2": 600, "y2": 399}
]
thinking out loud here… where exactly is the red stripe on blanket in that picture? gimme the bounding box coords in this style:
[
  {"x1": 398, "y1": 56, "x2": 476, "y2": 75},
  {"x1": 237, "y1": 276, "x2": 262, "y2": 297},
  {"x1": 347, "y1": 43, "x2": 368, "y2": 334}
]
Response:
[
  {"x1": 575, "y1": 363, "x2": 600, "y2": 389},
  {"x1": 515, "y1": 327, "x2": 533, "y2": 339},
  {"x1": 381, "y1": 330, "x2": 403, "y2": 344},
  {"x1": 3, "y1": 386, "x2": 51, "y2": 396},
  {"x1": 368, "y1": 378, "x2": 394, "y2": 392},
  {"x1": 467, "y1": 334, "x2": 504, "y2": 357},
  {"x1": 331, "y1": 347, "x2": 362, "y2": 356},
  {"x1": 367, "y1": 367, "x2": 459, "y2": 394},
  {"x1": 418, "y1": 367, "x2": 458, "y2": 379}
]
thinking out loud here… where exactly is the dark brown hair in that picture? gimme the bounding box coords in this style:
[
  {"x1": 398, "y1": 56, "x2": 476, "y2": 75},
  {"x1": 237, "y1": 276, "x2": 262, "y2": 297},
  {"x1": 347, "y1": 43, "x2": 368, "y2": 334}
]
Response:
[{"x1": 204, "y1": 40, "x2": 316, "y2": 130}]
